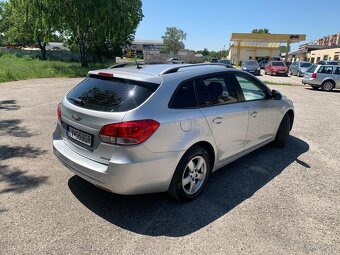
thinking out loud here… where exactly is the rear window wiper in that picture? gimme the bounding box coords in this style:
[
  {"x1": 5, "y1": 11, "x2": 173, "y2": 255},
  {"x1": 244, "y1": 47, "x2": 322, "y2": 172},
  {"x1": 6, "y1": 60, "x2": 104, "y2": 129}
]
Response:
[{"x1": 68, "y1": 97, "x2": 85, "y2": 106}]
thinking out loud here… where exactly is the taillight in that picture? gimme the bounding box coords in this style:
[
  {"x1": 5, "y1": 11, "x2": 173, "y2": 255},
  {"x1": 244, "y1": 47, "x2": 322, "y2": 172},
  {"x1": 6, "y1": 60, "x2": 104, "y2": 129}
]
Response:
[
  {"x1": 311, "y1": 73, "x2": 317, "y2": 79},
  {"x1": 99, "y1": 119, "x2": 160, "y2": 145},
  {"x1": 57, "y1": 103, "x2": 62, "y2": 123}
]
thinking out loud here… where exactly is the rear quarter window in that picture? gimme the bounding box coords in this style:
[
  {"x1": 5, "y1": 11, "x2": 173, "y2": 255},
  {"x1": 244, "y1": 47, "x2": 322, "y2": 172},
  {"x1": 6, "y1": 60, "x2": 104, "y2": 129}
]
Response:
[{"x1": 66, "y1": 75, "x2": 158, "y2": 112}]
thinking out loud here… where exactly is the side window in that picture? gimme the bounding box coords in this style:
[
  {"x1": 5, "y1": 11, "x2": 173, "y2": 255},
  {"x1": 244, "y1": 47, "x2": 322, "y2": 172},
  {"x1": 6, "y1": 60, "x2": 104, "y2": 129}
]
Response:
[
  {"x1": 235, "y1": 73, "x2": 267, "y2": 101},
  {"x1": 196, "y1": 75, "x2": 238, "y2": 106},
  {"x1": 171, "y1": 81, "x2": 196, "y2": 109},
  {"x1": 334, "y1": 67, "x2": 340, "y2": 75},
  {"x1": 318, "y1": 66, "x2": 334, "y2": 74}
]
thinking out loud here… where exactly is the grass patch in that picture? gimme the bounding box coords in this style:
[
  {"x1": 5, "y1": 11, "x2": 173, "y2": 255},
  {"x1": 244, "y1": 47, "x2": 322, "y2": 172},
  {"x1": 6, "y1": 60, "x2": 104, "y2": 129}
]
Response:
[
  {"x1": 263, "y1": 80, "x2": 295, "y2": 86},
  {"x1": 0, "y1": 54, "x2": 113, "y2": 83}
]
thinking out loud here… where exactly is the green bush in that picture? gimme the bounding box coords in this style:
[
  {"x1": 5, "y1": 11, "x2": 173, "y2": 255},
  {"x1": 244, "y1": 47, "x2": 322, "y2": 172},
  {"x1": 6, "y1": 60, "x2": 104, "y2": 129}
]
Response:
[{"x1": 0, "y1": 54, "x2": 112, "y2": 83}]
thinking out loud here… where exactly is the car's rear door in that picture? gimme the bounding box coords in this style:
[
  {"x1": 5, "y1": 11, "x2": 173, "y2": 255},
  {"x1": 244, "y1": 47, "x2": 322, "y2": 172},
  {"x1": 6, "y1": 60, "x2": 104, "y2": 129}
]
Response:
[
  {"x1": 230, "y1": 72, "x2": 282, "y2": 150},
  {"x1": 333, "y1": 66, "x2": 340, "y2": 87},
  {"x1": 196, "y1": 73, "x2": 248, "y2": 163}
]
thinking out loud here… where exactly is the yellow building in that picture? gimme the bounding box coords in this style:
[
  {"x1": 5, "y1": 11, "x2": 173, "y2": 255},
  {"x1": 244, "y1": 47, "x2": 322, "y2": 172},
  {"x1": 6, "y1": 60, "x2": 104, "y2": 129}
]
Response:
[
  {"x1": 307, "y1": 47, "x2": 340, "y2": 63},
  {"x1": 228, "y1": 33, "x2": 306, "y2": 65}
]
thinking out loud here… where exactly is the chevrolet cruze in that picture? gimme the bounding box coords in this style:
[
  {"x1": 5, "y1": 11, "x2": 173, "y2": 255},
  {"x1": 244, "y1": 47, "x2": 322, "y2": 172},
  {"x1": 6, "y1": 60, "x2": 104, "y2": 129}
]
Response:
[{"x1": 53, "y1": 63, "x2": 294, "y2": 201}]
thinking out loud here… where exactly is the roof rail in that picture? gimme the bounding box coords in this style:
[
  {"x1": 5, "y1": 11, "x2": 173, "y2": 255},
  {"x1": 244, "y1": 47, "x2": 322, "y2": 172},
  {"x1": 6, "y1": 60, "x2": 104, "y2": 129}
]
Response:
[{"x1": 160, "y1": 63, "x2": 229, "y2": 75}]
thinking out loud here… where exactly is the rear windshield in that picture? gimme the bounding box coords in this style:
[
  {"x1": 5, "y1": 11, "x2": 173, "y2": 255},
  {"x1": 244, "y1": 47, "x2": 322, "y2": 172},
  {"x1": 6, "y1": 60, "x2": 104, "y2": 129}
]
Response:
[
  {"x1": 306, "y1": 65, "x2": 317, "y2": 73},
  {"x1": 66, "y1": 75, "x2": 158, "y2": 112},
  {"x1": 300, "y1": 62, "x2": 312, "y2": 67},
  {"x1": 272, "y1": 62, "x2": 285, "y2": 66}
]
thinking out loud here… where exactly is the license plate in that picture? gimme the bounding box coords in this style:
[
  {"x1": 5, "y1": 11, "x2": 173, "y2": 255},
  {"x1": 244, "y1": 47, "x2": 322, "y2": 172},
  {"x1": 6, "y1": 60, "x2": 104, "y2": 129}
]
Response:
[
  {"x1": 279, "y1": 71, "x2": 285, "y2": 73},
  {"x1": 67, "y1": 126, "x2": 92, "y2": 147}
]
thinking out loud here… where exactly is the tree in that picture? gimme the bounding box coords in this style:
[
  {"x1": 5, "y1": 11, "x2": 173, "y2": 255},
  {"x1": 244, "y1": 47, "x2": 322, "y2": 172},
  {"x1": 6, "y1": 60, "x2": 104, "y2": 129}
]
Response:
[
  {"x1": 162, "y1": 27, "x2": 186, "y2": 55},
  {"x1": 251, "y1": 28, "x2": 270, "y2": 34},
  {"x1": 1, "y1": 0, "x2": 61, "y2": 59},
  {"x1": 60, "y1": 0, "x2": 143, "y2": 67}
]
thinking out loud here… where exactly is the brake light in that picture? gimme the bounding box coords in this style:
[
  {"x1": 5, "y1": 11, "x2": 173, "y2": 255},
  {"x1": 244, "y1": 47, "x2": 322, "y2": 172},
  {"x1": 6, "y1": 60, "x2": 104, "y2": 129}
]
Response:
[
  {"x1": 98, "y1": 72, "x2": 113, "y2": 77},
  {"x1": 57, "y1": 103, "x2": 62, "y2": 123},
  {"x1": 99, "y1": 119, "x2": 160, "y2": 145},
  {"x1": 311, "y1": 73, "x2": 317, "y2": 79}
]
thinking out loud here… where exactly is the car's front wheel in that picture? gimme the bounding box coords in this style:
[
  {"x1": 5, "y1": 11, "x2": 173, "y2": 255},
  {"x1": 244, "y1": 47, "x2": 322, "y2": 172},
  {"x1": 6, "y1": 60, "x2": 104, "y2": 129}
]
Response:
[
  {"x1": 274, "y1": 114, "x2": 291, "y2": 147},
  {"x1": 168, "y1": 146, "x2": 211, "y2": 201}
]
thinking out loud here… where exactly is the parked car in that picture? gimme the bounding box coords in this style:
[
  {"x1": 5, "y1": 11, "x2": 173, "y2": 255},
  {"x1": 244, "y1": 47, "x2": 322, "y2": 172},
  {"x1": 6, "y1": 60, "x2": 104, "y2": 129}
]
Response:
[
  {"x1": 265, "y1": 61, "x2": 288, "y2": 76},
  {"x1": 289, "y1": 61, "x2": 312, "y2": 76},
  {"x1": 302, "y1": 64, "x2": 340, "y2": 91},
  {"x1": 317, "y1": 60, "x2": 339, "y2": 65},
  {"x1": 166, "y1": 57, "x2": 184, "y2": 64},
  {"x1": 218, "y1": 58, "x2": 233, "y2": 67},
  {"x1": 210, "y1": 57, "x2": 218, "y2": 63},
  {"x1": 241, "y1": 60, "x2": 261, "y2": 75},
  {"x1": 53, "y1": 63, "x2": 294, "y2": 201},
  {"x1": 258, "y1": 60, "x2": 269, "y2": 69}
]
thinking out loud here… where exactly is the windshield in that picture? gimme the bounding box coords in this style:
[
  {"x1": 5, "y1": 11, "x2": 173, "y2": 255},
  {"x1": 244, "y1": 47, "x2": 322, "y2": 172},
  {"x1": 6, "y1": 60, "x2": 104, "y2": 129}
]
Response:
[
  {"x1": 272, "y1": 62, "x2": 285, "y2": 66},
  {"x1": 244, "y1": 61, "x2": 258, "y2": 66},
  {"x1": 218, "y1": 59, "x2": 231, "y2": 64},
  {"x1": 300, "y1": 62, "x2": 312, "y2": 67}
]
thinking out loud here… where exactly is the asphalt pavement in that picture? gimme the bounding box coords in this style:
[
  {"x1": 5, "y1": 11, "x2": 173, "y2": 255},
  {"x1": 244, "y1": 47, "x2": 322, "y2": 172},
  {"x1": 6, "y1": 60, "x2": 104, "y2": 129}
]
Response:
[{"x1": 0, "y1": 78, "x2": 339, "y2": 254}]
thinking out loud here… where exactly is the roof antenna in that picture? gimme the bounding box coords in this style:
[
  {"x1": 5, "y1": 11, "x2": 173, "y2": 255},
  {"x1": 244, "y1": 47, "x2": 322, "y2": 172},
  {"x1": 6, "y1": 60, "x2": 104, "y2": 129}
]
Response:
[{"x1": 135, "y1": 60, "x2": 142, "y2": 69}]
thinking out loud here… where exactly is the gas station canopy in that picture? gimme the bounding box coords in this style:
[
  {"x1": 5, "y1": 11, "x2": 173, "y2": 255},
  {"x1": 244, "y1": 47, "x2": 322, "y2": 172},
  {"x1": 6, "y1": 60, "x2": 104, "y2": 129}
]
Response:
[{"x1": 229, "y1": 33, "x2": 306, "y2": 64}]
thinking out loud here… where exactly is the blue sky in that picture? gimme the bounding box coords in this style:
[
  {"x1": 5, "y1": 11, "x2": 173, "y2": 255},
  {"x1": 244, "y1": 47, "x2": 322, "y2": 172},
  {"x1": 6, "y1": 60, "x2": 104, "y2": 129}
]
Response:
[{"x1": 135, "y1": 0, "x2": 340, "y2": 52}]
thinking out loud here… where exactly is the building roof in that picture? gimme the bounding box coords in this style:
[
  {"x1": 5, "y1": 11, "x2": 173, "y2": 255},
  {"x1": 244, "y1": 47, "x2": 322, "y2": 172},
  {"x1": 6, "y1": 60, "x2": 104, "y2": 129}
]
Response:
[{"x1": 230, "y1": 33, "x2": 306, "y2": 48}]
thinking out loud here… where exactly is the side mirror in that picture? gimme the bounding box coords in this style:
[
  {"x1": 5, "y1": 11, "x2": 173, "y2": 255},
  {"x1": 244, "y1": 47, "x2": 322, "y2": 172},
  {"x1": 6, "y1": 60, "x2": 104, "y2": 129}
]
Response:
[{"x1": 271, "y1": 90, "x2": 282, "y2": 100}]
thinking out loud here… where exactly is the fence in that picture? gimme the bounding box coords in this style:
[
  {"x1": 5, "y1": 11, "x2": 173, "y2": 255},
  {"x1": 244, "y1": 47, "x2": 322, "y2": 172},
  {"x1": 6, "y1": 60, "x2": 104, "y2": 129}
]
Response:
[
  {"x1": 143, "y1": 50, "x2": 204, "y2": 64},
  {"x1": 0, "y1": 47, "x2": 90, "y2": 62}
]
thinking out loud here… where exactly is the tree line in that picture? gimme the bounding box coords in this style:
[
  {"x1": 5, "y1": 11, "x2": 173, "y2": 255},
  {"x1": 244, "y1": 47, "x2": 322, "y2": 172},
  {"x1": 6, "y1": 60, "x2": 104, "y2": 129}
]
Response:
[{"x1": 0, "y1": 0, "x2": 143, "y2": 66}]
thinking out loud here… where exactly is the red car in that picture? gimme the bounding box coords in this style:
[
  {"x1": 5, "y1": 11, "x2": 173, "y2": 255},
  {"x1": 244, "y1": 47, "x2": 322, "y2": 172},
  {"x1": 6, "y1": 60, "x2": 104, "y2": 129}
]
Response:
[{"x1": 265, "y1": 61, "x2": 288, "y2": 76}]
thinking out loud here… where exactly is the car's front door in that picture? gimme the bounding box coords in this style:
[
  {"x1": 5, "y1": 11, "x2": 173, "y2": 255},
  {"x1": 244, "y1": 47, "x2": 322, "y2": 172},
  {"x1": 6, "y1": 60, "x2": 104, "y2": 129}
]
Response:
[
  {"x1": 232, "y1": 72, "x2": 282, "y2": 150},
  {"x1": 196, "y1": 73, "x2": 248, "y2": 163}
]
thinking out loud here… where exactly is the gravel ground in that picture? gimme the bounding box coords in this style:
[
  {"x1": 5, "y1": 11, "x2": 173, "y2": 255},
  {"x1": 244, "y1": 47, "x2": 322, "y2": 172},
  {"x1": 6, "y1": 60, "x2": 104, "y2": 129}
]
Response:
[
  {"x1": 0, "y1": 78, "x2": 339, "y2": 255},
  {"x1": 256, "y1": 69, "x2": 303, "y2": 85}
]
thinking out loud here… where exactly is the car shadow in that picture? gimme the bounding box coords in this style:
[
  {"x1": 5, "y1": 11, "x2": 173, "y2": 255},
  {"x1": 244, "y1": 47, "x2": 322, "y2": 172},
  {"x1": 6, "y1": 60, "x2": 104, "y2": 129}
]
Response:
[
  {"x1": 0, "y1": 100, "x2": 20, "y2": 111},
  {"x1": 304, "y1": 88, "x2": 340, "y2": 93},
  {"x1": 68, "y1": 136, "x2": 309, "y2": 237}
]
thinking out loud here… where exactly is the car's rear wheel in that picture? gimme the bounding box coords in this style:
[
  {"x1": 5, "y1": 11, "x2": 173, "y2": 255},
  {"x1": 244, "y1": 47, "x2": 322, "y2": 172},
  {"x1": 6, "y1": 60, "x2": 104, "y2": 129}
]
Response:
[
  {"x1": 321, "y1": 80, "x2": 334, "y2": 91},
  {"x1": 274, "y1": 114, "x2": 291, "y2": 147},
  {"x1": 168, "y1": 146, "x2": 211, "y2": 201}
]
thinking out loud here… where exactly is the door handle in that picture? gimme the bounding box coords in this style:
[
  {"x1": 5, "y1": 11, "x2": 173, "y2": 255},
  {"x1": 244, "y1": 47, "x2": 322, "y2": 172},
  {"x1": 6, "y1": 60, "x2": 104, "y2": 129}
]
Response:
[
  {"x1": 250, "y1": 111, "x2": 258, "y2": 118},
  {"x1": 212, "y1": 117, "x2": 223, "y2": 124}
]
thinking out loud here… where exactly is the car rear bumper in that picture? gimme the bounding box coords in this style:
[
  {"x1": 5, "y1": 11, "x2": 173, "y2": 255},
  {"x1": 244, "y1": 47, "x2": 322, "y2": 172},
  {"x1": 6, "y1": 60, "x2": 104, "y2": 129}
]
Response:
[
  {"x1": 53, "y1": 128, "x2": 182, "y2": 195},
  {"x1": 302, "y1": 78, "x2": 319, "y2": 86}
]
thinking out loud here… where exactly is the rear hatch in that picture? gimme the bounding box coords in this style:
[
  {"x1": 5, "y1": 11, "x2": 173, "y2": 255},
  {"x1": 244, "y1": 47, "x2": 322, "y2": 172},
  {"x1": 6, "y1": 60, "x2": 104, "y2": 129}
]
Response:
[{"x1": 59, "y1": 74, "x2": 159, "y2": 164}]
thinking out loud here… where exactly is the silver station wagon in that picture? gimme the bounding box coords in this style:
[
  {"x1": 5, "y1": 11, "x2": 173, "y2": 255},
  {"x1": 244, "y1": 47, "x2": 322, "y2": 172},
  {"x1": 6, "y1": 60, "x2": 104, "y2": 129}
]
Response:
[
  {"x1": 302, "y1": 64, "x2": 340, "y2": 91},
  {"x1": 53, "y1": 63, "x2": 295, "y2": 201}
]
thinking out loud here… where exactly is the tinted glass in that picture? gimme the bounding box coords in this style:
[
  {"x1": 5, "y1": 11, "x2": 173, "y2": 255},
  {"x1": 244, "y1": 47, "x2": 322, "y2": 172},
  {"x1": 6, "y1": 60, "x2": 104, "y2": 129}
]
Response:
[
  {"x1": 67, "y1": 76, "x2": 156, "y2": 112},
  {"x1": 300, "y1": 62, "x2": 312, "y2": 67},
  {"x1": 244, "y1": 61, "x2": 258, "y2": 66},
  {"x1": 272, "y1": 62, "x2": 285, "y2": 66},
  {"x1": 197, "y1": 75, "x2": 237, "y2": 106},
  {"x1": 235, "y1": 73, "x2": 267, "y2": 101},
  {"x1": 306, "y1": 65, "x2": 317, "y2": 73},
  {"x1": 318, "y1": 66, "x2": 334, "y2": 74},
  {"x1": 171, "y1": 81, "x2": 196, "y2": 108},
  {"x1": 334, "y1": 67, "x2": 340, "y2": 75}
]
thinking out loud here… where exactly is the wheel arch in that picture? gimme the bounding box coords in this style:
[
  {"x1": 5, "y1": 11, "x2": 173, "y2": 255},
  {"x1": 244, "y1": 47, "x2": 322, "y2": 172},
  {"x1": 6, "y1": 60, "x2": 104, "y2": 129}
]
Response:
[{"x1": 186, "y1": 141, "x2": 216, "y2": 171}]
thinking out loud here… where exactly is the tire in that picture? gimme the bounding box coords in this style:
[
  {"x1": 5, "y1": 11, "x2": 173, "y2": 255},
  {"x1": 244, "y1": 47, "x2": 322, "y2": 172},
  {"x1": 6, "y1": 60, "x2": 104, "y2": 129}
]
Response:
[
  {"x1": 274, "y1": 114, "x2": 290, "y2": 147},
  {"x1": 289, "y1": 70, "x2": 292, "y2": 75},
  {"x1": 168, "y1": 146, "x2": 211, "y2": 201},
  {"x1": 297, "y1": 70, "x2": 301, "y2": 77},
  {"x1": 321, "y1": 80, "x2": 334, "y2": 91}
]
